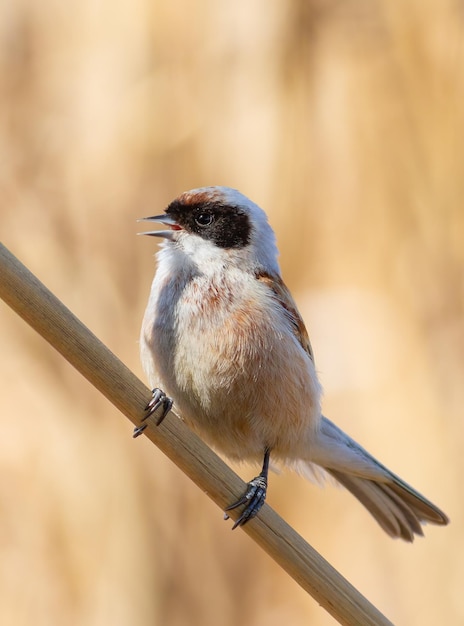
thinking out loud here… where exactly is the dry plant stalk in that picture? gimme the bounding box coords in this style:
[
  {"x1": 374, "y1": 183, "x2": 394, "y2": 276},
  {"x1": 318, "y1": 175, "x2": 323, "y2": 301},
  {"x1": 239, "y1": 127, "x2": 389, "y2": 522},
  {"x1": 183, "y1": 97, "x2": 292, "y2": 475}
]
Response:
[{"x1": 0, "y1": 242, "x2": 393, "y2": 626}]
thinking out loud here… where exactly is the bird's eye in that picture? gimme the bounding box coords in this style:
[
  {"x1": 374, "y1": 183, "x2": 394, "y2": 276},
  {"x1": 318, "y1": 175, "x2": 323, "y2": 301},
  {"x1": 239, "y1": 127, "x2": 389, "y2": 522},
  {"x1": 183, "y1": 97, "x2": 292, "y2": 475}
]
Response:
[{"x1": 194, "y1": 212, "x2": 214, "y2": 227}]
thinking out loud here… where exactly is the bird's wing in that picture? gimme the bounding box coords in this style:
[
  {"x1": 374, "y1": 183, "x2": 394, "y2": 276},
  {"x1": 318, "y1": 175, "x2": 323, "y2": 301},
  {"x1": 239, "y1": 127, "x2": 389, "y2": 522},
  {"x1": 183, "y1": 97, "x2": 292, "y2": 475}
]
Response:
[{"x1": 256, "y1": 271, "x2": 314, "y2": 362}]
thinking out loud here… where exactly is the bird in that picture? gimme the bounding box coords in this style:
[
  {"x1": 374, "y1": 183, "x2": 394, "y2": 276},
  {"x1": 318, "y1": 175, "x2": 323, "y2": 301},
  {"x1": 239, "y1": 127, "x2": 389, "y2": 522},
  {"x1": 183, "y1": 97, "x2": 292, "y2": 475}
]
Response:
[{"x1": 135, "y1": 185, "x2": 449, "y2": 541}]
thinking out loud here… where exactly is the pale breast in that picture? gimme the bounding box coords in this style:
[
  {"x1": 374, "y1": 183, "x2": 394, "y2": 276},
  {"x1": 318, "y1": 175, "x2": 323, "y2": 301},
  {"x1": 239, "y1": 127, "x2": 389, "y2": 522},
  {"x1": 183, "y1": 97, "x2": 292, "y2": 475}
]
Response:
[{"x1": 142, "y1": 269, "x2": 322, "y2": 462}]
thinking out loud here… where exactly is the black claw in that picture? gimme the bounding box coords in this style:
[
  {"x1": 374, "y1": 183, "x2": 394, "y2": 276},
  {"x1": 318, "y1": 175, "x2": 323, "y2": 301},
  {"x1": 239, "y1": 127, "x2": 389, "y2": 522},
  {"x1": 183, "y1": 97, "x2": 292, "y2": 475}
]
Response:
[
  {"x1": 133, "y1": 388, "x2": 173, "y2": 438},
  {"x1": 133, "y1": 424, "x2": 148, "y2": 438},
  {"x1": 225, "y1": 476, "x2": 268, "y2": 529},
  {"x1": 224, "y1": 448, "x2": 271, "y2": 529}
]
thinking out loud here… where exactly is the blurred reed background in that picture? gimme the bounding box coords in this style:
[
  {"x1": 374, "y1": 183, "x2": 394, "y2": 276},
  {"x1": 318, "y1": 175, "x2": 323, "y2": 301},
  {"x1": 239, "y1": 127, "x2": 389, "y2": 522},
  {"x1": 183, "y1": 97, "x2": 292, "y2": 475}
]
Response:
[{"x1": 1, "y1": 1, "x2": 462, "y2": 624}]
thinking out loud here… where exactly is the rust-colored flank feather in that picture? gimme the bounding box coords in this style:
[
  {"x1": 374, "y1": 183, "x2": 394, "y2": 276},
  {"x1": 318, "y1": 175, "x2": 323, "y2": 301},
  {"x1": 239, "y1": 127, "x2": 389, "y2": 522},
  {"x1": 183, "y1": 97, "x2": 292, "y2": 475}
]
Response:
[{"x1": 256, "y1": 271, "x2": 314, "y2": 362}]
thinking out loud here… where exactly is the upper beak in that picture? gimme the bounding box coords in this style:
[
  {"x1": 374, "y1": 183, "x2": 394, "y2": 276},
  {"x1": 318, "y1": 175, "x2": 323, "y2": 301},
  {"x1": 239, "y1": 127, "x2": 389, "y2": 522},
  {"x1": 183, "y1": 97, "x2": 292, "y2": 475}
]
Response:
[{"x1": 137, "y1": 214, "x2": 181, "y2": 239}]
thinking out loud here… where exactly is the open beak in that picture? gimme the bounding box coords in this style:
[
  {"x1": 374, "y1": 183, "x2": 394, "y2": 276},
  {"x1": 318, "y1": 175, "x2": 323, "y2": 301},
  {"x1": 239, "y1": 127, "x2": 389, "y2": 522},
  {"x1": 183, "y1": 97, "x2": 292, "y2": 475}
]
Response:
[{"x1": 137, "y1": 214, "x2": 182, "y2": 240}]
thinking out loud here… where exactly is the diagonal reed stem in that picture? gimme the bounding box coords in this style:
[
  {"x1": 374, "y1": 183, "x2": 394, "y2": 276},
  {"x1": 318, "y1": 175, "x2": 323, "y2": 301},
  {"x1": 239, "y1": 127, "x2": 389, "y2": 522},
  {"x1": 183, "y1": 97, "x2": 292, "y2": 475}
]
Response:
[{"x1": 0, "y1": 242, "x2": 393, "y2": 626}]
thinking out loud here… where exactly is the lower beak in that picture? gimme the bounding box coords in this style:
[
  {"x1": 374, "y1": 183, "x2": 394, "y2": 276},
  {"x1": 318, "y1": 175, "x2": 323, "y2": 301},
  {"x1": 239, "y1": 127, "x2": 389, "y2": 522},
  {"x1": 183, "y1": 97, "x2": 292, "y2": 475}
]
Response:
[{"x1": 137, "y1": 214, "x2": 181, "y2": 239}]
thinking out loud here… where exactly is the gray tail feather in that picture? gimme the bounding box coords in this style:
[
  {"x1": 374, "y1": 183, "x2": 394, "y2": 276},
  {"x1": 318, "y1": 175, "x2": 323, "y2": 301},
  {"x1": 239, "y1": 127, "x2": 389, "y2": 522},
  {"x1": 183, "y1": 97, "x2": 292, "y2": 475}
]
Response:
[
  {"x1": 310, "y1": 417, "x2": 449, "y2": 541},
  {"x1": 326, "y1": 469, "x2": 448, "y2": 541}
]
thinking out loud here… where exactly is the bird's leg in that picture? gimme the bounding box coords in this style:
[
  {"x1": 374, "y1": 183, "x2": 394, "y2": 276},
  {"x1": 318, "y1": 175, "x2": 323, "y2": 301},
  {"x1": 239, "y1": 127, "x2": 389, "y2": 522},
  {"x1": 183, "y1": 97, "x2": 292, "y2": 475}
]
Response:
[
  {"x1": 224, "y1": 448, "x2": 271, "y2": 529},
  {"x1": 133, "y1": 388, "x2": 173, "y2": 438}
]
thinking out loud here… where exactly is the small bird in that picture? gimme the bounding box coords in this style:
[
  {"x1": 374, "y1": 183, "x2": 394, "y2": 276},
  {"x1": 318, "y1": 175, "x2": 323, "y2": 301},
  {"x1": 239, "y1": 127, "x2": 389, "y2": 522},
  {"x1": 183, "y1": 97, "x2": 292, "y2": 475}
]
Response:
[{"x1": 135, "y1": 186, "x2": 449, "y2": 541}]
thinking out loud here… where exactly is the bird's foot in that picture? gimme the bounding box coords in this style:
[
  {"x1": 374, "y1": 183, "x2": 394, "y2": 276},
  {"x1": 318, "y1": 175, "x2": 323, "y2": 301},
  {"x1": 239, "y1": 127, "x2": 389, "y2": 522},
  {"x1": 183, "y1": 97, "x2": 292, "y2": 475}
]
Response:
[
  {"x1": 133, "y1": 388, "x2": 173, "y2": 438},
  {"x1": 224, "y1": 475, "x2": 268, "y2": 529}
]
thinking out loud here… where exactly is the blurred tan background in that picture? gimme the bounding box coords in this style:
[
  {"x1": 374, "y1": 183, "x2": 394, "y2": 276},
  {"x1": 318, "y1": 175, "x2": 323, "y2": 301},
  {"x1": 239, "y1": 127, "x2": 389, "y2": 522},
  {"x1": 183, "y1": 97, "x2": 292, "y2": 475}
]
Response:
[{"x1": 1, "y1": 1, "x2": 462, "y2": 624}]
